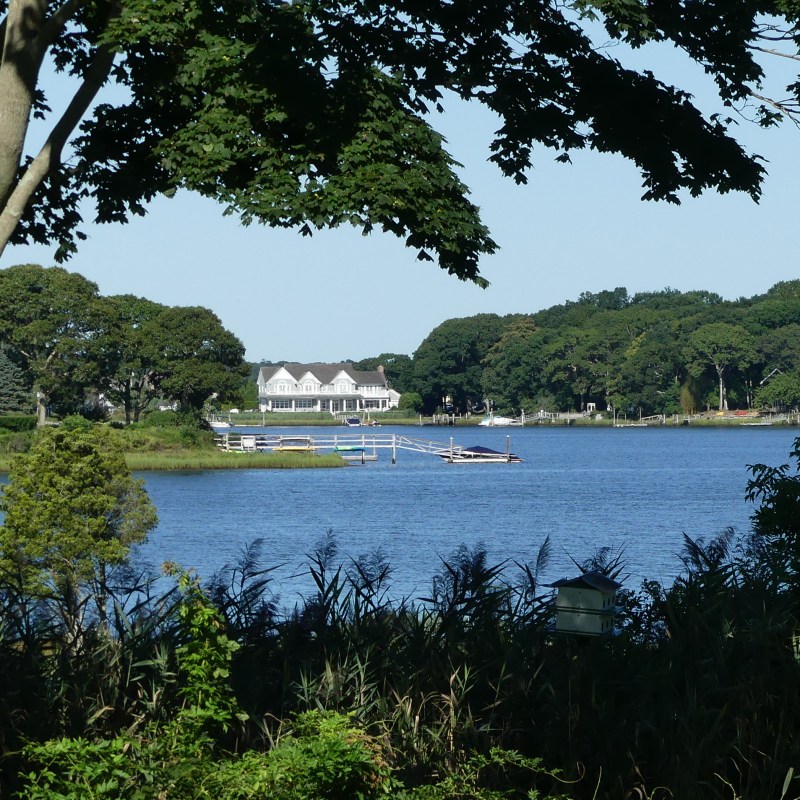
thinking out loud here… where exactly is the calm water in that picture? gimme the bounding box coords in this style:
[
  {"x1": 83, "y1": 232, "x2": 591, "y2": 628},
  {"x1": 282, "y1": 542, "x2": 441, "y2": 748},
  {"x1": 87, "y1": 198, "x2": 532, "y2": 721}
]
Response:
[{"x1": 133, "y1": 425, "x2": 799, "y2": 604}]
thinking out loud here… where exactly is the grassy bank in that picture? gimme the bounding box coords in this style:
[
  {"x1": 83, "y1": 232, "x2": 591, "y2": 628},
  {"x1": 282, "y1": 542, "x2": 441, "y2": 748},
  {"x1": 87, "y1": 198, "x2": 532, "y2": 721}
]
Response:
[
  {"x1": 0, "y1": 420, "x2": 348, "y2": 472},
  {"x1": 124, "y1": 450, "x2": 345, "y2": 470}
]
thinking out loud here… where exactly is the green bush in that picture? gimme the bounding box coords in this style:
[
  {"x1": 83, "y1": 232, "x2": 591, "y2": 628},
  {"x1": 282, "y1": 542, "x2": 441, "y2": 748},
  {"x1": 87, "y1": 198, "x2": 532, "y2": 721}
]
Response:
[
  {"x1": 0, "y1": 430, "x2": 33, "y2": 454},
  {"x1": 398, "y1": 392, "x2": 423, "y2": 412},
  {"x1": 59, "y1": 414, "x2": 94, "y2": 431},
  {"x1": 140, "y1": 410, "x2": 182, "y2": 428},
  {"x1": 0, "y1": 414, "x2": 37, "y2": 432},
  {"x1": 110, "y1": 422, "x2": 214, "y2": 452}
]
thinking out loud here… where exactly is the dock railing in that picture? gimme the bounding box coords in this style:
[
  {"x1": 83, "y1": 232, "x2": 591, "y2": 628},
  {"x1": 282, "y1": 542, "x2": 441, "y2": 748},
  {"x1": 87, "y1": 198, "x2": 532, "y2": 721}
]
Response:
[{"x1": 214, "y1": 432, "x2": 468, "y2": 462}]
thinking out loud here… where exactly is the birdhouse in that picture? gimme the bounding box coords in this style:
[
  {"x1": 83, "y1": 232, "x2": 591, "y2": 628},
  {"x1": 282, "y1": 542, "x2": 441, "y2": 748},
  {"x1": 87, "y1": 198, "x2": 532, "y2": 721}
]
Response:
[{"x1": 549, "y1": 571, "x2": 622, "y2": 637}]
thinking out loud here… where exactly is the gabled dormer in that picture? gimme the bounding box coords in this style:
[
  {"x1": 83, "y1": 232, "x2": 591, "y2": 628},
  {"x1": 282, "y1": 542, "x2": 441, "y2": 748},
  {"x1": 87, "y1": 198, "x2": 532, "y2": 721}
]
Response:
[
  {"x1": 331, "y1": 369, "x2": 357, "y2": 394},
  {"x1": 297, "y1": 370, "x2": 322, "y2": 394},
  {"x1": 258, "y1": 365, "x2": 296, "y2": 395}
]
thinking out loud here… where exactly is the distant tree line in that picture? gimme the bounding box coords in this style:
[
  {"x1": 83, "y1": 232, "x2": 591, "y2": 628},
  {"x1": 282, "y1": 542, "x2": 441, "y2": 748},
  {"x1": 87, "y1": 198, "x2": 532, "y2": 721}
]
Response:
[
  {"x1": 0, "y1": 265, "x2": 247, "y2": 424},
  {"x1": 354, "y1": 283, "x2": 800, "y2": 416},
  {"x1": 10, "y1": 264, "x2": 798, "y2": 423}
]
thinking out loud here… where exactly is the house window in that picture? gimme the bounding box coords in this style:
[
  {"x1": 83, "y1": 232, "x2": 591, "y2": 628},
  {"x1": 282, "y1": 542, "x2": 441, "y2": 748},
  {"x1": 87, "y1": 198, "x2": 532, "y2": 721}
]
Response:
[
  {"x1": 272, "y1": 399, "x2": 291, "y2": 409},
  {"x1": 296, "y1": 399, "x2": 313, "y2": 410}
]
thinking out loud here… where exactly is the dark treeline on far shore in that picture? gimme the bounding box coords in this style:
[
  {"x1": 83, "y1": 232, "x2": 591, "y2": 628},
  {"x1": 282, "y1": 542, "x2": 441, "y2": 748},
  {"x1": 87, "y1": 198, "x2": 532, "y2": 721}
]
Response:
[
  {"x1": 339, "y1": 282, "x2": 800, "y2": 418},
  {"x1": 257, "y1": 281, "x2": 800, "y2": 419}
]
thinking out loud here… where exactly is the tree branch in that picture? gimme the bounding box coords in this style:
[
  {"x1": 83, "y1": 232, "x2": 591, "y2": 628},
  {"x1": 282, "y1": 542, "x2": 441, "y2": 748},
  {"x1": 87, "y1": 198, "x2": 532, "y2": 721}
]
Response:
[
  {"x1": 748, "y1": 89, "x2": 800, "y2": 128},
  {"x1": 0, "y1": 38, "x2": 116, "y2": 257},
  {"x1": 750, "y1": 45, "x2": 800, "y2": 63},
  {"x1": 37, "y1": 0, "x2": 88, "y2": 50}
]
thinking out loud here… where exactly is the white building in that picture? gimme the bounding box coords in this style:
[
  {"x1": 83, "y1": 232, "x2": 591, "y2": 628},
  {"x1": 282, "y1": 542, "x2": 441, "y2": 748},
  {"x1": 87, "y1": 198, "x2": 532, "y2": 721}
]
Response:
[{"x1": 257, "y1": 363, "x2": 400, "y2": 414}]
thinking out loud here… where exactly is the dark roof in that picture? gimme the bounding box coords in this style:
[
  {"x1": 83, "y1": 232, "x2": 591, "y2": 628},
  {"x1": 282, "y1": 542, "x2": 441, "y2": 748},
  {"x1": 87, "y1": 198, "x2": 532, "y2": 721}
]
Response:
[
  {"x1": 464, "y1": 445, "x2": 505, "y2": 455},
  {"x1": 259, "y1": 363, "x2": 387, "y2": 386},
  {"x1": 549, "y1": 571, "x2": 622, "y2": 592}
]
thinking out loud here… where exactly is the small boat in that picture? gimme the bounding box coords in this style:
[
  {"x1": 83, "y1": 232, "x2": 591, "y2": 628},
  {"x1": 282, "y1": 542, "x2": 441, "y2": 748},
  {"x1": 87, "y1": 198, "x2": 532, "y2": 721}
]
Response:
[
  {"x1": 333, "y1": 445, "x2": 378, "y2": 463},
  {"x1": 345, "y1": 417, "x2": 361, "y2": 427},
  {"x1": 439, "y1": 444, "x2": 523, "y2": 464},
  {"x1": 273, "y1": 436, "x2": 316, "y2": 453},
  {"x1": 208, "y1": 417, "x2": 231, "y2": 430},
  {"x1": 478, "y1": 412, "x2": 524, "y2": 427}
]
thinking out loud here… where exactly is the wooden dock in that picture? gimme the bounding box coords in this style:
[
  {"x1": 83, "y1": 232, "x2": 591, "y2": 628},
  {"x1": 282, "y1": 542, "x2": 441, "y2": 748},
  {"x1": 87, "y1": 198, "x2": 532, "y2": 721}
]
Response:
[{"x1": 214, "y1": 432, "x2": 498, "y2": 463}]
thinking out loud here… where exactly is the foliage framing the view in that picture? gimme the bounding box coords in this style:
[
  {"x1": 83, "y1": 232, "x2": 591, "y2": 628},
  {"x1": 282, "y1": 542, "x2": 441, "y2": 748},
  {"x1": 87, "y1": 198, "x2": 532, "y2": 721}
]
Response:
[{"x1": 3, "y1": 1, "x2": 799, "y2": 279}]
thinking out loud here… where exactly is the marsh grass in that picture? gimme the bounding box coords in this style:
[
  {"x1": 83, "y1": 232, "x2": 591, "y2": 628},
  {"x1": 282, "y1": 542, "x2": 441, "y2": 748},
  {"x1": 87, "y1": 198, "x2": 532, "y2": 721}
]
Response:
[
  {"x1": 3, "y1": 531, "x2": 800, "y2": 799},
  {"x1": 123, "y1": 451, "x2": 345, "y2": 470}
]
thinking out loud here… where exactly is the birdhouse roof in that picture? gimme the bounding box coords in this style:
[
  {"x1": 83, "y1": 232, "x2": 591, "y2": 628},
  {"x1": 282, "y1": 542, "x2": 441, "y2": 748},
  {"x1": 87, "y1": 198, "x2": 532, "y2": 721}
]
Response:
[{"x1": 549, "y1": 571, "x2": 622, "y2": 592}]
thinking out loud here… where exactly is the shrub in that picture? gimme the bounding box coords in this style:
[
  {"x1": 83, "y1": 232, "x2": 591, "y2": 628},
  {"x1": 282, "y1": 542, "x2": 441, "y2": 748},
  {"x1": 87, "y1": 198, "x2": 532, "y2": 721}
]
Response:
[
  {"x1": 141, "y1": 410, "x2": 182, "y2": 428},
  {"x1": 398, "y1": 392, "x2": 423, "y2": 413},
  {"x1": 0, "y1": 414, "x2": 37, "y2": 432},
  {"x1": 59, "y1": 414, "x2": 94, "y2": 431},
  {"x1": 0, "y1": 430, "x2": 33, "y2": 453}
]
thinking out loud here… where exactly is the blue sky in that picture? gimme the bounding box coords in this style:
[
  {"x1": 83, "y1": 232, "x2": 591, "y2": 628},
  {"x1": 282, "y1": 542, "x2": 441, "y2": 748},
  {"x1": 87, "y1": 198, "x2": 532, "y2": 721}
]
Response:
[{"x1": 3, "y1": 37, "x2": 799, "y2": 364}]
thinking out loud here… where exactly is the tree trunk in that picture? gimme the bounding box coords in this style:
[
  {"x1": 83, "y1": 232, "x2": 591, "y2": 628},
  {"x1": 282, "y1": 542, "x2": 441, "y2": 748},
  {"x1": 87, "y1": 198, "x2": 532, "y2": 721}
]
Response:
[
  {"x1": 0, "y1": 0, "x2": 47, "y2": 207},
  {"x1": 0, "y1": 0, "x2": 115, "y2": 256},
  {"x1": 35, "y1": 388, "x2": 47, "y2": 426}
]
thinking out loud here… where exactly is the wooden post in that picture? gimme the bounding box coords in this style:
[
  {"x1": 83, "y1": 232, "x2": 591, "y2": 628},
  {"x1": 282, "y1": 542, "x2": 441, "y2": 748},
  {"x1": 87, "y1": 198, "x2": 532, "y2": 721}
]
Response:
[{"x1": 392, "y1": 434, "x2": 397, "y2": 464}]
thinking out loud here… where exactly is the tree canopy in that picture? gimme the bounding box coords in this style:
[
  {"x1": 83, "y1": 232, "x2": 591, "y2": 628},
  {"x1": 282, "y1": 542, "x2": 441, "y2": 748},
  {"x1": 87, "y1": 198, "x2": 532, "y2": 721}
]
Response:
[
  {"x1": 0, "y1": 264, "x2": 246, "y2": 422},
  {"x1": 0, "y1": 263, "x2": 103, "y2": 423},
  {"x1": 2, "y1": 1, "x2": 799, "y2": 281},
  {"x1": 0, "y1": 424, "x2": 157, "y2": 620},
  {"x1": 400, "y1": 284, "x2": 800, "y2": 416}
]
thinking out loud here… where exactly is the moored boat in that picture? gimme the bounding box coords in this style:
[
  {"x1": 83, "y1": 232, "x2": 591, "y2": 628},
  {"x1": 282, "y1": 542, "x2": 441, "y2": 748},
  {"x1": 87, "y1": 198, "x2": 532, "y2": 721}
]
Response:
[
  {"x1": 439, "y1": 444, "x2": 523, "y2": 464},
  {"x1": 272, "y1": 436, "x2": 317, "y2": 453},
  {"x1": 478, "y1": 411, "x2": 525, "y2": 427}
]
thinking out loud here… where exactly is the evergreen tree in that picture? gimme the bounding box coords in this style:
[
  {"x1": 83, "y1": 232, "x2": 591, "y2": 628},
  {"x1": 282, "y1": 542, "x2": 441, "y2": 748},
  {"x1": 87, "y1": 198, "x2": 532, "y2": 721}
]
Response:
[{"x1": 0, "y1": 349, "x2": 31, "y2": 413}]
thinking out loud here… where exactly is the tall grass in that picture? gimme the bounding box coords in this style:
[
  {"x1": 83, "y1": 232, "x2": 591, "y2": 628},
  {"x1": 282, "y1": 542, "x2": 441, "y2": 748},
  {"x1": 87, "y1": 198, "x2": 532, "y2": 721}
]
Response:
[
  {"x1": 124, "y1": 451, "x2": 345, "y2": 470},
  {"x1": 2, "y1": 533, "x2": 800, "y2": 799}
]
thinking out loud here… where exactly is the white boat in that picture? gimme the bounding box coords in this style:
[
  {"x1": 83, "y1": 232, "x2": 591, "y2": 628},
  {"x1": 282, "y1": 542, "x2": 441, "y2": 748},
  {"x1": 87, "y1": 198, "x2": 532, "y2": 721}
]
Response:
[
  {"x1": 439, "y1": 444, "x2": 523, "y2": 464},
  {"x1": 209, "y1": 418, "x2": 231, "y2": 430},
  {"x1": 273, "y1": 436, "x2": 317, "y2": 453},
  {"x1": 478, "y1": 411, "x2": 524, "y2": 427}
]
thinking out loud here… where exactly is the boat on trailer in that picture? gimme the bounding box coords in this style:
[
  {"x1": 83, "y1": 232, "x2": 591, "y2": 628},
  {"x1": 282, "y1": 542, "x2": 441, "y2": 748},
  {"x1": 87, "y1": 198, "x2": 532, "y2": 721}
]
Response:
[{"x1": 439, "y1": 444, "x2": 523, "y2": 464}]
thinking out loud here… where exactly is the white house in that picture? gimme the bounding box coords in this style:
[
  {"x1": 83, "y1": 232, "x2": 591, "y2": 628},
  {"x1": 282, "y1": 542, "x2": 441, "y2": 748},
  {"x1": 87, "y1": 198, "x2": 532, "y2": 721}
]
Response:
[{"x1": 257, "y1": 363, "x2": 400, "y2": 414}]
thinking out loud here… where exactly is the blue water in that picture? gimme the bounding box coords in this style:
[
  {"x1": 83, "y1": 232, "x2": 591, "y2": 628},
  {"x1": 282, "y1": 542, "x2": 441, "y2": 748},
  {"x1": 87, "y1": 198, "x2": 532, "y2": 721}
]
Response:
[{"x1": 133, "y1": 425, "x2": 800, "y2": 605}]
